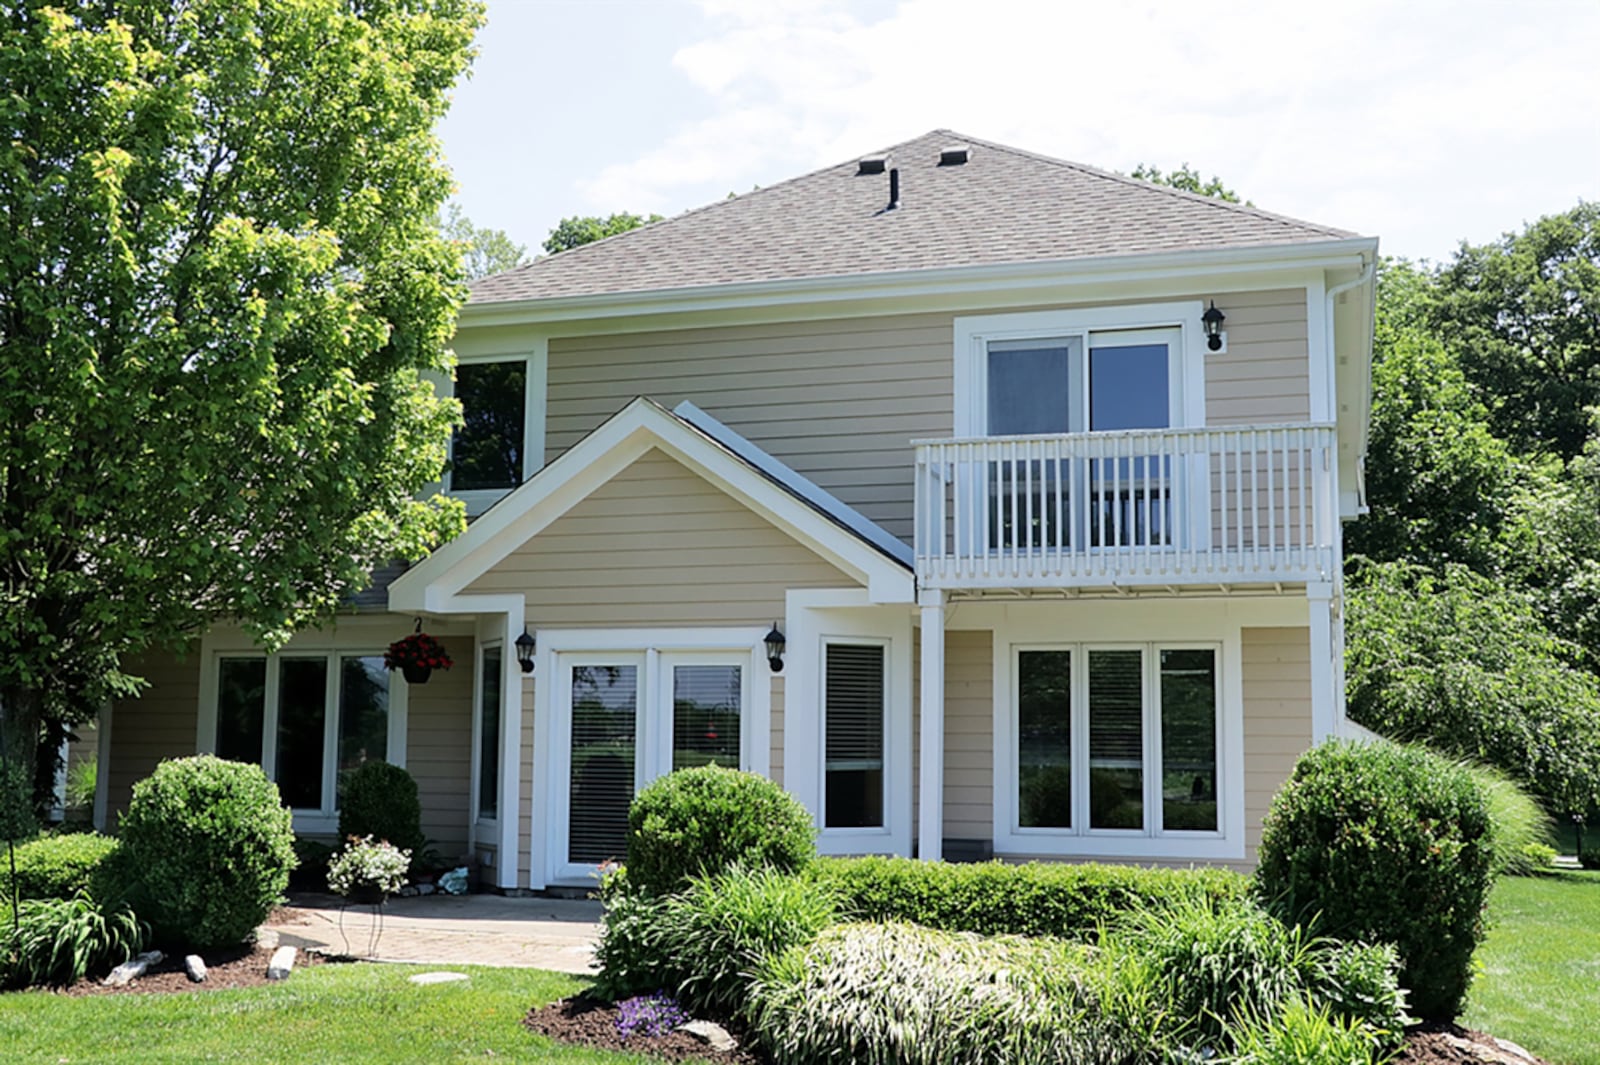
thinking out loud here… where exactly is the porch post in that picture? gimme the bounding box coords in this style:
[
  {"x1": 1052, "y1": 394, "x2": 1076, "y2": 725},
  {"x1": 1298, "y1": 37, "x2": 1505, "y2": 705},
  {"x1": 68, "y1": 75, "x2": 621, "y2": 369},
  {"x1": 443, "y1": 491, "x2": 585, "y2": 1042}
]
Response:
[
  {"x1": 1307, "y1": 583, "x2": 1337, "y2": 742},
  {"x1": 918, "y1": 590, "x2": 945, "y2": 862}
]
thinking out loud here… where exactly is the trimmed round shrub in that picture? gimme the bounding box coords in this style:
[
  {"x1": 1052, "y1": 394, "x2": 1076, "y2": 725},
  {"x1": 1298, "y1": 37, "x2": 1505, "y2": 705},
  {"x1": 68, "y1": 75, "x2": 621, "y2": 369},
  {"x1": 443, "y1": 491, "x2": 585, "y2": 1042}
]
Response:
[
  {"x1": 9, "y1": 833, "x2": 122, "y2": 900},
  {"x1": 1256, "y1": 740, "x2": 1493, "y2": 1021},
  {"x1": 119, "y1": 756, "x2": 296, "y2": 949},
  {"x1": 337, "y1": 760, "x2": 425, "y2": 865},
  {"x1": 1579, "y1": 848, "x2": 1600, "y2": 871},
  {"x1": 626, "y1": 766, "x2": 815, "y2": 896}
]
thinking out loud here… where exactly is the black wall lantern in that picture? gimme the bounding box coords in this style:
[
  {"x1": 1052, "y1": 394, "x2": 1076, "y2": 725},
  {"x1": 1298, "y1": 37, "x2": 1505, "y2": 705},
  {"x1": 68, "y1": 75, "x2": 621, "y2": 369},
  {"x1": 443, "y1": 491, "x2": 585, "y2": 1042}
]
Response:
[
  {"x1": 764, "y1": 623, "x2": 786, "y2": 673},
  {"x1": 515, "y1": 628, "x2": 536, "y2": 674},
  {"x1": 1202, "y1": 301, "x2": 1226, "y2": 352}
]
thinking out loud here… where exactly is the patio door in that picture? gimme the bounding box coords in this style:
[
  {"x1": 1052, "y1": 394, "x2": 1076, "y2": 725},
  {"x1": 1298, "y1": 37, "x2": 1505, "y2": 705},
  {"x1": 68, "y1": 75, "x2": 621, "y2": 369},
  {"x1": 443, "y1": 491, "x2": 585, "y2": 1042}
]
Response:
[
  {"x1": 551, "y1": 649, "x2": 752, "y2": 882},
  {"x1": 983, "y1": 327, "x2": 1180, "y2": 552}
]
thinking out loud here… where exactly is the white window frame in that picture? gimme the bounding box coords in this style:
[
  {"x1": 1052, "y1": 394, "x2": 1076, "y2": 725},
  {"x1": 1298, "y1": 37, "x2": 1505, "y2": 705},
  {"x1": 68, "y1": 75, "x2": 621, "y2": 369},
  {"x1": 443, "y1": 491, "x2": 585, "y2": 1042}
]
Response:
[
  {"x1": 198, "y1": 632, "x2": 409, "y2": 836},
  {"x1": 445, "y1": 340, "x2": 548, "y2": 516},
  {"x1": 993, "y1": 623, "x2": 1242, "y2": 862},
  {"x1": 819, "y1": 637, "x2": 892, "y2": 835},
  {"x1": 953, "y1": 302, "x2": 1206, "y2": 438},
  {"x1": 536, "y1": 627, "x2": 771, "y2": 884}
]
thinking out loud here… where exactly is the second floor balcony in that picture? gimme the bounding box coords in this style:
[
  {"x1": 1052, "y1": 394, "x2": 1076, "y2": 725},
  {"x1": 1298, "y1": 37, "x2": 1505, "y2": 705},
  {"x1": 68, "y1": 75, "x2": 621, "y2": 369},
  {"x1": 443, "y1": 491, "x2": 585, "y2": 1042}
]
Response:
[{"x1": 913, "y1": 424, "x2": 1338, "y2": 593}]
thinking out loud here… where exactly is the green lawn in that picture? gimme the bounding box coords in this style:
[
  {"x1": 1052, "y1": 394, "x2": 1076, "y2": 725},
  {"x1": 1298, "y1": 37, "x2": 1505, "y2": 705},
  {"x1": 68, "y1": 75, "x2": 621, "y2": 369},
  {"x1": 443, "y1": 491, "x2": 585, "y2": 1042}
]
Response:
[
  {"x1": 1465, "y1": 869, "x2": 1600, "y2": 1065},
  {"x1": 0, "y1": 963, "x2": 693, "y2": 1064}
]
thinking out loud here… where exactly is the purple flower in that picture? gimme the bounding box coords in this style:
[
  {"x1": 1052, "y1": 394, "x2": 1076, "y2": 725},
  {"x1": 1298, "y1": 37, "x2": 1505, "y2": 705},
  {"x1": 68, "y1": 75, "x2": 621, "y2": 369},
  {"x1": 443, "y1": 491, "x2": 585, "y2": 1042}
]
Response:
[{"x1": 615, "y1": 991, "x2": 688, "y2": 1040}]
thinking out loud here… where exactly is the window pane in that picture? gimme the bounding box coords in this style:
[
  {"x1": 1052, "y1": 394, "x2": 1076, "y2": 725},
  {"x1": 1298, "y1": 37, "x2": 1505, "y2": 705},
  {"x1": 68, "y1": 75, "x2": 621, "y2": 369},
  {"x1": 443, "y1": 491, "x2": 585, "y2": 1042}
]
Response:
[
  {"x1": 987, "y1": 342, "x2": 1074, "y2": 435},
  {"x1": 338, "y1": 656, "x2": 389, "y2": 772},
  {"x1": 673, "y1": 665, "x2": 741, "y2": 771},
  {"x1": 1018, "y1": 650, "x2": 1071, "y2": 828},
  {"x1": 478, "y1": 647, "x2": 502, "y2": 821},
  {"x1": 217, "y1": 658, "x2": 266, "y2": 765},
  {"x1": 569, "y1": 665, "x2": 637, "y2": 864},
  {"x1": 452, "y1": 360, "x2": 526, "y2": 491},
  {"x1": 276, "y1": 658, "x2": 328, "y2": 810},
  {"x1": 1089, "y1": 343, "x2": 1169, "y2": 431},
  {"x1": 825, "y1": 644, "x2": 885, "y2": 829},
  {"x1": 1088, "y1": 650, "x2": 1144, "y2": 830},
  {"x1": 1161, "y1": 649, "x2": 1218, "y2": 832}
]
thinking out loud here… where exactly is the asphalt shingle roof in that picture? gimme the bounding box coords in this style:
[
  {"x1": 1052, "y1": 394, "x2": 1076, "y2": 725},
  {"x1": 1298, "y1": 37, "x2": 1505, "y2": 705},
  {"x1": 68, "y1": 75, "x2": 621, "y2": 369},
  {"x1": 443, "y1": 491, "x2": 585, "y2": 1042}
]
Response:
[{"x1": 470, "y1": 130, "x2": 1359, "y2": 305}]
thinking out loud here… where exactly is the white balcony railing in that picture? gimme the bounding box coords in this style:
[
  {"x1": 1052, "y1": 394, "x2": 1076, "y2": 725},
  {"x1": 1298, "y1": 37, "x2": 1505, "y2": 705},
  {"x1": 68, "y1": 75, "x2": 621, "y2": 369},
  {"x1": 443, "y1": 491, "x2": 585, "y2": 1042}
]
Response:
[{"x1": 914, "y1": 425, "x2": 1338, "y2": 591}]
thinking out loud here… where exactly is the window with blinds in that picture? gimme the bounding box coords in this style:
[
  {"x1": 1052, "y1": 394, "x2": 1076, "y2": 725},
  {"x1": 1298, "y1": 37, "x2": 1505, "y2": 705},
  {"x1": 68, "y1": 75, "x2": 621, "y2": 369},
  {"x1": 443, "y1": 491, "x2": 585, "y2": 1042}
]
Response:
[
  {"x1": 824, "y1": 643, "x2": 885, "y2": 829},
  {"x1": 568, "y1": 665, "x2": 638, "y2": 864},
  {"x1": 672, "y1": 665, "x2": 741, "y2": 771}
]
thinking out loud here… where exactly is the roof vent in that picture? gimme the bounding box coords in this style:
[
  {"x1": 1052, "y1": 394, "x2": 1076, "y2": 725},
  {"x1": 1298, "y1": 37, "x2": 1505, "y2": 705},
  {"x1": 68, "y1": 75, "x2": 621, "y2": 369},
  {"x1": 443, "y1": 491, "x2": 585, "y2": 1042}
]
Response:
[
  {"x1": 858, "y1": 155, "x2": 887, "y2": 175},
  {"x1": 938, "y1": 145, "x2": 971, "y2": 166}
]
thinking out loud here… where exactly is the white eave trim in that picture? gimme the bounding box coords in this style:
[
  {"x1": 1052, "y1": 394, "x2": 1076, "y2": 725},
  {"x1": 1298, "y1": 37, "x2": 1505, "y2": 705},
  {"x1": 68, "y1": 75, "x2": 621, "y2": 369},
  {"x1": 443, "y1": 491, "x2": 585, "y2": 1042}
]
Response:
[
  {"x1": 459, "y1": 238, "x2": 1381, "y2": 329},
  {"x1": 389, "y1": 398, "x2": 916, "y2": 611}
]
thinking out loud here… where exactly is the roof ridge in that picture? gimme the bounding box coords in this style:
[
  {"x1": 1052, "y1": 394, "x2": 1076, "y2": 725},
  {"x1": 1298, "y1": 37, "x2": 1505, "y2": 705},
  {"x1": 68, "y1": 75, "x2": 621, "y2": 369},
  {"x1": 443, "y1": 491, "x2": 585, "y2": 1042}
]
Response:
[{"x1": 940, "y1": 129, "x2": 1353, "y2": 238}]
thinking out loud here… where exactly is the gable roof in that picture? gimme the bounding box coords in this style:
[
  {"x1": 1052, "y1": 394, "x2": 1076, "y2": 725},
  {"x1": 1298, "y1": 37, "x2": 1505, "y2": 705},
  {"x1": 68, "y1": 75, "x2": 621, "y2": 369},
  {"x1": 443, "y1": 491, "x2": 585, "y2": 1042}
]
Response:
[
  {"x1": 472, "y1": 130, "x2": 1359, "y2": 305},
  {"x1": 388, "y1": 397, "x2": 915, "y2": 612}
]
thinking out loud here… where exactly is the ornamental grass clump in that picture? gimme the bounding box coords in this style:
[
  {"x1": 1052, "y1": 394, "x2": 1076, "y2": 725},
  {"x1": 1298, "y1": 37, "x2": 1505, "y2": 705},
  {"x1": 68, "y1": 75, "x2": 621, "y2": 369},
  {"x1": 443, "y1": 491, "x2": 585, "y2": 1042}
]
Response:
[
  {"x1": 327, "y1": 836, "x2": 411, "y2": 899},
  {"x1": 0, "y1": 892, "x2": 145, "y2": 989},
  {"x1": 1227, "y1": 997, "x2": 1384, "y2": 1065}
]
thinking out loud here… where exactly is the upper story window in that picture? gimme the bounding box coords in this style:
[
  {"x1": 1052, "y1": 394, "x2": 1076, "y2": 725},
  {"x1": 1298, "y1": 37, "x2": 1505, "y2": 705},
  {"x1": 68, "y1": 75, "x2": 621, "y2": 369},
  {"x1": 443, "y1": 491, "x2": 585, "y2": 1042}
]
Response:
[
  {"x1": 956, "y1": 303, "x2": 1205, "y2": 439},
  {"x1": 452, "y1": 359, "x2": 527, "y2": 491}
]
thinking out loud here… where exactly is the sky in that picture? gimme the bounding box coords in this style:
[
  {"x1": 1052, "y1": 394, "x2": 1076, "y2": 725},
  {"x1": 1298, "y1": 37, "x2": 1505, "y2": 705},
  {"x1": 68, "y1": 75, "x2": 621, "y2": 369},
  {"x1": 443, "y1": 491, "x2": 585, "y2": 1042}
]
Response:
[{"x1": 439, "y1": 0, "x2": 1600, "y2": 265}]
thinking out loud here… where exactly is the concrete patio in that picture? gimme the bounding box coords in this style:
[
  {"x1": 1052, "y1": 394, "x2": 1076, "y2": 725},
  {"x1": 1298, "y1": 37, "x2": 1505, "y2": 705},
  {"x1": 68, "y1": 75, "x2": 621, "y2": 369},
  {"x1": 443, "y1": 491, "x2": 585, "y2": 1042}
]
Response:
[{"x1": 271, "y1": 892, "x2": 602, "y2": 973}]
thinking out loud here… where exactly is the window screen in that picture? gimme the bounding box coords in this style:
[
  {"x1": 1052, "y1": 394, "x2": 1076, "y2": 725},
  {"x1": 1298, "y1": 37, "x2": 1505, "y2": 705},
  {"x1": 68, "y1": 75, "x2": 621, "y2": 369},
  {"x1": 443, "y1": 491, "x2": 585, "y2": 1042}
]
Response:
[
  {"x1": 824, "y1": 644, "x2": 885, "y2": 829},
  {"x1": 987, "y1": 340, "x2": 1076, "y2": 436}
]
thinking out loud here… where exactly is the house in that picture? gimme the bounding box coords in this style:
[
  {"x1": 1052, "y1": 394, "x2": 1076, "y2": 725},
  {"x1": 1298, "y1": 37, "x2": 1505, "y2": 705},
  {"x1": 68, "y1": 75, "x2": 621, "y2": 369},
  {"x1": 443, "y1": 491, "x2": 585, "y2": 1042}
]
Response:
[{"x1": 95, "y1": 131, "x2": 1377, "y2": 892}]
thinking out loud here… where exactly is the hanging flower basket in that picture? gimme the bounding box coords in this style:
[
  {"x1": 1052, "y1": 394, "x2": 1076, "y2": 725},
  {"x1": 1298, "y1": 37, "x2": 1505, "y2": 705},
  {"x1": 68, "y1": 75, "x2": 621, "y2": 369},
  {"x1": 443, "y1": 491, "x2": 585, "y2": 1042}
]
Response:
[{"x1": 386, "y1": 630, "x2": 453, "y2": 685}]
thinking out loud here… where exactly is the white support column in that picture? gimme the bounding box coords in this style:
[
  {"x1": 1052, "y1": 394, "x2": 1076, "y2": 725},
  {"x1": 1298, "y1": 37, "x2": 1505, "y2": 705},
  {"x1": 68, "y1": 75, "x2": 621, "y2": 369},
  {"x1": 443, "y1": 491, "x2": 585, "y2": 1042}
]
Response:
[
  {"x1": 1307, "y1": 583, "x2": 1337, "y2": 742},
  {"x1": 918, "y1": 590, "x2": 945, "y2": 862}
]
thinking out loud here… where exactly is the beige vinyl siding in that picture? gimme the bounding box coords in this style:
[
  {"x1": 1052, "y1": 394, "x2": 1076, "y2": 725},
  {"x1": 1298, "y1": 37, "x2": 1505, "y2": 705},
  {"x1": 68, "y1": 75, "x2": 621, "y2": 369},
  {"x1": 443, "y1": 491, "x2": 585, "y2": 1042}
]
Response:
[
  {"x1": 770, "y1": 677, "x2": 785, "y2": 788},
  {"x1": 518, "y1": 675, "x2": 536, "y2": 886},
  {"x1": 944, "y1": 630, "x2": 994, "y2": 842},
  {"x1": 405, "y1": 636, "x2": 474, "y2": 859},
  {"x1": 538, "y1": 291, "x2": 1309, "y2": 545},
  {"x1": 106, "y1": 649, "x2": 201, "y2": 824},
  {"x1": 1242, "y1": 626, "x2": 1313, "y2": 861},
  {"x1": 1204, "y1": 290, "x2": 1311, "y2": 425},
  {"x1": 464, "y1": 448, "x2": 854, "y2": 622}
]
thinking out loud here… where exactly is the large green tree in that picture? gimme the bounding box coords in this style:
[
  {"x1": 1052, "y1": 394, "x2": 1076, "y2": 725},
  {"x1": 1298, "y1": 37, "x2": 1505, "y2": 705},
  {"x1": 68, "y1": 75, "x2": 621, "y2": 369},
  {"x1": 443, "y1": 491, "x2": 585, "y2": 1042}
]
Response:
[
  {"x1": 0, "y1": 0, "x2": 482, "y2": 804},
  {"x1": 542, "y1": 211, "x2": 662, "y2": 255}
]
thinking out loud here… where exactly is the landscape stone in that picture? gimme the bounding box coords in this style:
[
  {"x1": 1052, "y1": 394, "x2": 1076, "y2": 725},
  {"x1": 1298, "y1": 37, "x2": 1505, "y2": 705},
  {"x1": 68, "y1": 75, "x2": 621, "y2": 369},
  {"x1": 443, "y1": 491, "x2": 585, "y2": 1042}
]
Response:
[
  {"x1": 266, "y1": 945, "x2": 297, "y2": 980},
  {"x1": 104, "y1": 950, "x2": 164, "y2": 987},
  {"x1": 679, "y1": 1020, "x2": 737, "y2": 1053},
  {"x1": 184, "y1": 955, "x2": 208, "y2": 983},
  {"x1": 407, "y1": 971, "x2": 469, "y2": 986},
  {"x1": 255, "y1": 928, "x2": 280, "y2": 952}
]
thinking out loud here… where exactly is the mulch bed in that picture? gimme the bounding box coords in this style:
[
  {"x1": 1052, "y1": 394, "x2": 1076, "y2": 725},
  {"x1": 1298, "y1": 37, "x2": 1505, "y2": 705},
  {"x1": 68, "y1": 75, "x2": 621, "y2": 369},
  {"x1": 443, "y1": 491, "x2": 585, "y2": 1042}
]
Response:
[
  {"x1": 57, "y1": 942, "x2": 332, "y2": 997},
  {"x1": 1394, "y1": 1022, "x2": 1548, "y2": 1065},
  {"x1": 523, "y1": 995, "x2": 771, "y2": 1064},
  {"x1": 525, "y1": 998, "x2": 1549, "y2": 1065}
]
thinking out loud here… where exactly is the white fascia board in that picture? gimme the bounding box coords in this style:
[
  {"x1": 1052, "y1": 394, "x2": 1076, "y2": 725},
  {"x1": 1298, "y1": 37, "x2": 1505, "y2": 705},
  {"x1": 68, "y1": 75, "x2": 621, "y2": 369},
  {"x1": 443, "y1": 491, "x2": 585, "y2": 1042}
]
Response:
[
  {"x1": 457, "y1": 239, "x2": 1381, "y2": 330},
  {"x1": 390, "y1": 398, "x2": 914, "y2": 612}
]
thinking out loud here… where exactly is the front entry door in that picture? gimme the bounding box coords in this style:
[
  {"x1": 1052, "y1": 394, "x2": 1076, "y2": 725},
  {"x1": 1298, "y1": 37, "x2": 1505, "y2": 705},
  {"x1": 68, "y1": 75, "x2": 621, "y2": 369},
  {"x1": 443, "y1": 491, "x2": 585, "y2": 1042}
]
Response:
[{"x1": 552, "y1": 649, "x2": 752, "y2": 882}]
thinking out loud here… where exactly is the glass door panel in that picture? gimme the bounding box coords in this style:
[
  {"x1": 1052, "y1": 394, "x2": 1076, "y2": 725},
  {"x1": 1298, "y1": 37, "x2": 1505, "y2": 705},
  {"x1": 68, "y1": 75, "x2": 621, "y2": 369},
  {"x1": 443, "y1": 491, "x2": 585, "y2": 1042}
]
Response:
[
  {"x1": 1087, "y1": 330, "x2": 1176, "y2": 549},
  {"x1": 276, "y1": 657, "x2": 329, "y2": 810},
  {"x1": 986, "y1": 338, "x2": 1081, "y2": 553},
  {"x1": 567, "y1": 663, "x2": 639, "y2": 865},
  {"x1": 670, "y1": 663, "x2": 742, "y2": 772}
]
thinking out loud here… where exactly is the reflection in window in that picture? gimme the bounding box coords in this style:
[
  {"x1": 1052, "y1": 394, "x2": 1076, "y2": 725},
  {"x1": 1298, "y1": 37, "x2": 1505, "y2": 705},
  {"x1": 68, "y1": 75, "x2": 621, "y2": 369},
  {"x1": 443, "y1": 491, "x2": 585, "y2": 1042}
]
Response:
[
  {"x1": 824, "y1": 644, "x2": 885, "y2": 830},
  {"x1": 1018, "y1": 650, "x2": 1072, "y2": 829},
  {"x1": 217, "y1": 658, "x2": 267, "y2": 765},
  {"x1": 672, "y1": 665, "x2": 741, "y2": 771},
  {"x1": 569, "y1": 665, "x2": 638, "y2": 864},
  {"x1": 338, "y1": 656, "x2": 389, "y2": 772},
  {"x1": 452, "y1": 360, "x2": 526, "y2": 491},
  {"x1": 1160, "y1": 650, "x2": 1218, "y2": 832},
  {"x1": 1088, "y1": 650, "x2": 1143, "y2": 830}
]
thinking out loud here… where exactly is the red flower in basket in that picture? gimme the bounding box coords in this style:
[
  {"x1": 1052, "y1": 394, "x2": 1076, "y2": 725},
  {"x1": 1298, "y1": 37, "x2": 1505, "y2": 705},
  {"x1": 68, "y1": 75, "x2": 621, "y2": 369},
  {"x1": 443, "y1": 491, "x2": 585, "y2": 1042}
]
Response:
[{"x1": 385, "y1": 632, "x2": 454, "y2": 673}]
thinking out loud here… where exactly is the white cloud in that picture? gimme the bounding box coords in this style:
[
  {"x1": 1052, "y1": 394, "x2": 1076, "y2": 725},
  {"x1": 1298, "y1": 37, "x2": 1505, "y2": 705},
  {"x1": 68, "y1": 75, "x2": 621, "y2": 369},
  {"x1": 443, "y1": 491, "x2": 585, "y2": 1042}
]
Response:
[{"x1": 574, "y1": 0, "x2": 1600, "y2": 259}]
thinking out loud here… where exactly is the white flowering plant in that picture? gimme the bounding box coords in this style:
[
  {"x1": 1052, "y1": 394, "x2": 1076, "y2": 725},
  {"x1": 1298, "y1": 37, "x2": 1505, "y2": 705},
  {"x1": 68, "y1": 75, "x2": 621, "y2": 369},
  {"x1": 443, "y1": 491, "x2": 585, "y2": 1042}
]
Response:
[{"x1": 327, "y1": 835, "x2": 411, "y2": 898}]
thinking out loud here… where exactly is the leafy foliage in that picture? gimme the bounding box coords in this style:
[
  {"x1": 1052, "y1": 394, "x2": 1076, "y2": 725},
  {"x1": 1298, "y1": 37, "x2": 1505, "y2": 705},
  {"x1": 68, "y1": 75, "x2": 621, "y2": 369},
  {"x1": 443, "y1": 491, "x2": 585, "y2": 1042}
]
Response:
[
  {"x1": 1227, "y1": 997, "x2": 1391, "y2": 1065},
  {"x1": 119, "y1": 757, "x2": 296, "y2": 949},
  {"x1": 0, "y1": 892, "x2": 145, "y2": 989},
  {"x1": 7, "y1": 833, "x2": 121, "y2": 901},
  {"x1": 327, "y1": 836, "x2": 410, "y2": 898},
  {"x1": 1256, "y1": 741, "x2": 1494, "y2": 1021},
  {"x1": 0, "y1": 0, "x2": 481, "y2": 791},
  {"x1": 337, "y1": 761, "x2": 425, "y2": 866},
  {"x1": 1345, "y1": 560, "x2": 1600, "y2": 813},
  {"x1": 542, "y1": 212, "x2": 663, "y2": 255},
  {"x1": 625, "y1": 766, "x2": 815, "y2": 896},
  {"x1": 1129, "y1": 163, "x2": 1248, "y2": 204},
  {"x1": 439, "y1": 202, "x2": 526, "y2": 280},
  {"x1": 0, "y1": 757, "x2": 33, "y2": 842},
  {"x1": 806, "y1": 854, "x2": 1249, "y2": 941}
]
